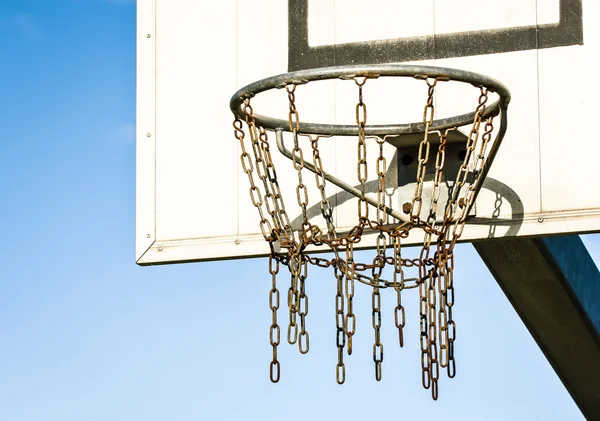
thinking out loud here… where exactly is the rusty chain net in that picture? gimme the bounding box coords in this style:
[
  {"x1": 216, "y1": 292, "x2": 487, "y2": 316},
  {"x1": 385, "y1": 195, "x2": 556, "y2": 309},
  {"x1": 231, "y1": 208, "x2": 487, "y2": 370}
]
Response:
[{"x1": 232, "y1": 73, "x2": 499, "y2": 400}]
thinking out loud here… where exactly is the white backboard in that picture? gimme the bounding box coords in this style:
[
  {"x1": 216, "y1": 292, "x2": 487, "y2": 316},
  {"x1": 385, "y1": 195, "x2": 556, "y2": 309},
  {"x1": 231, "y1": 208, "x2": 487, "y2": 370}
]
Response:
[{"x1": 136, "y1": 0, "x2": 600, "y2": 264}]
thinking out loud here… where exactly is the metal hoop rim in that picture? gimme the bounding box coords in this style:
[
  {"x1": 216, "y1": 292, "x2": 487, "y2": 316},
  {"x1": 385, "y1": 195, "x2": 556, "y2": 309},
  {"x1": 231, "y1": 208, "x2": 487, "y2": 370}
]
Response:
[{"x1": 230, "y1": 64, "x2": 511, "y2": 136}]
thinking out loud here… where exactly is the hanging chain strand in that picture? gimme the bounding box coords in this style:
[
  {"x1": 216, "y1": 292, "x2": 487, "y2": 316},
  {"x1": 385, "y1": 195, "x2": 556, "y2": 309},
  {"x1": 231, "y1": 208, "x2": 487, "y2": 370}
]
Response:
[
  {"x1": 335, "y1": 266, "x2": 346, "y2": 384},
  {"x1": 269, "y1": 255, "x2": 281, "y2": 382},
  {"x1": 298, "y1": 257, "x2": 310, "y2": 354},
  {"x1": 429, "y1": 127, "x2": 450, "y2": 386},
  {"x1": 438, "y1": 244, "x2": 450, "y2": 370},
  {"x1": 286, "y1": 85, "x2": 312, "y2": 237},
  {"x1": 393, "y1": 236, "x2": 406, "y2": 347},
  {"x1": 309, "y1": 135, "x2": 336, "y2": 242},
  {"x1": 375, "y1": 135, "x2": 387, "y2": 224},
  {"x1": 372, "y1": 132, "x2": 387, "y2": 381},
  {"x1": 372, "y1": 236, "x2": 384, "y2": 381},
  {"x1": 438, "y1": 90, "x2": 493, "y2": 380},
  {"x1": 308, "y1": 134, "x2": 348, "y2": 378},
  {"x1": 444, "y1": 87, "x2": 490, "y2": 242},
  {"x1": 355, "y1": 77, "x2": 369, "y2": 221},
  {"x1": 345, "y1": 242, "x2": 356, "y2": 355},
  {"x1": 259, "y1": 127, "x2": 293, "y2": 243},
  {"x1": 235, "y1": 105, "x2": 272, "y2": 241},
  {"x1": 428, "y1": 129, "x2": 449, "y2": 227},
  {"x1": 285, "y1": 84, "x2": 306, "y2": 347},
  {"x1": 419, "y1": 241, "x2": 432, "y2": 390},
  {"x1": 411, "y1": 78, "x2": 436, "y2": 222},
  {"x1": 428, "y1": 270, "x2": 440, "y2": 400},
  {"x1": 446, "y1": 252, "x2": 456, "y2": 378},
  {"x1": 287, "y1": 255, "x2": 300, "y2": 345},
  {"x1": 415, "y1": 78, "x2": 438, "y2": 391}
]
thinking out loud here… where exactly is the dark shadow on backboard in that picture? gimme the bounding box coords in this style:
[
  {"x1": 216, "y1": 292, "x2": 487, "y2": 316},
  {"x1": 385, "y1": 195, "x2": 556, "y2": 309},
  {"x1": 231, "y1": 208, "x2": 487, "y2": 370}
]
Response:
[
  {"x1": 475, "y1": 176, "x2": 524, "y2": 238},
  {"x1": 290, "y1": 152, "x2": 524, "y2": 238},
  {"x1": 288, "y1": 0, "x2": 583, "y2": 71}
]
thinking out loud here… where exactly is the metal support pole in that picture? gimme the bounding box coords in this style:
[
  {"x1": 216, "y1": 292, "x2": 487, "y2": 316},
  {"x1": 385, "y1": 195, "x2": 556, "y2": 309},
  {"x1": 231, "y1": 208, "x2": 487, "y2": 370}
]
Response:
[{"x1": 474, "y1": 235, "x2": 600, "y2": 420}]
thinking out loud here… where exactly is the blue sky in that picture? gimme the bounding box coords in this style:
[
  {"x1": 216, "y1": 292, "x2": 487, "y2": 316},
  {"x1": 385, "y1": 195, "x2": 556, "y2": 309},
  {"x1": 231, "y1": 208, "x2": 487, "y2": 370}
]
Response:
[{"x1": 0, "y1": 1, "x2": 598, "y2": 420}]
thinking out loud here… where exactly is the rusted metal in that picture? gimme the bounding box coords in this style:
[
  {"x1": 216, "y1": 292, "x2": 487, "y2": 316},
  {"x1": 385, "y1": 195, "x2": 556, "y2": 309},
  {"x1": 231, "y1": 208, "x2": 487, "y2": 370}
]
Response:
[{"x1": 231, "y1": 64, "x2": 510, "y2": 397}]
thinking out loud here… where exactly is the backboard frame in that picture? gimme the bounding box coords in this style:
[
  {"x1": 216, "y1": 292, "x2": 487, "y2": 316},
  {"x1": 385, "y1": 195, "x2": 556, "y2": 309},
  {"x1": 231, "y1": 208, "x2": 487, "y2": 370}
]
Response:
[{"x1": 288, "y1": 0, "x2": 583, "y2": 70}]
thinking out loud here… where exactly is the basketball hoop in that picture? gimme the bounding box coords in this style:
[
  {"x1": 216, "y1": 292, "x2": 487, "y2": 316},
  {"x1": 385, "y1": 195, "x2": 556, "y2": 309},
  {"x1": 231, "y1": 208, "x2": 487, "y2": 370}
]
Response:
[{"x1": 230, "y1": 64, "x2": 510, "y2": 399}]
